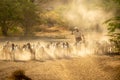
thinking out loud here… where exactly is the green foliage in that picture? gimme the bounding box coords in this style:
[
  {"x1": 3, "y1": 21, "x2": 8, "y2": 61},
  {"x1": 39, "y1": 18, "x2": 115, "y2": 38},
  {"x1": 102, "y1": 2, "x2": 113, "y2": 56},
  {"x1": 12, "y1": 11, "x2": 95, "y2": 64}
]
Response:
[
  {"x1": 109, "y1": 33, "x2": 120, "y2": 52},
  {"x1": 0, "y1": 0, "x2": 40, "y2": 36},
  {"x1": 105, "y1": 16, "x2": 120, "y2": 52},
  {"x1": 104, "y1": 0, "x2": 120, "y2": 53},
  {"x1": 18, "y1": 0, "x2": 40, "y2": 35},
  {"x1": 0, "y1": 0, "x2": 21, "y2": 36},
  {"x1": 105, "y1": 17, "x2": 120, "y2": 32}
]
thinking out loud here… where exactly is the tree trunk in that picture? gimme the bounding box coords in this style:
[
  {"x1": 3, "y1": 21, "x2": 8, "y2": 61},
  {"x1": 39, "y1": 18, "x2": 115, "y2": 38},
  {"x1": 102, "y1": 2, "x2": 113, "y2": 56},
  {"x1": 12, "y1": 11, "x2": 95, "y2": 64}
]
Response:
[
  {"x1": 1, "y1": 25, "x2": 8, "y2": 36},
  {"x1": 24, "y1": 26, "x2": 31, "y2": 36}
]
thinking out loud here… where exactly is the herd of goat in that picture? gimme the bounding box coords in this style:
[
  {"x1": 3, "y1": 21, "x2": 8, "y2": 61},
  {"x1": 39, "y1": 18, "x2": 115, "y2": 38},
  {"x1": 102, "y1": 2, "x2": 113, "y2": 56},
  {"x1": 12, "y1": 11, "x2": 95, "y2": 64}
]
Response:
[
  {"x1": 0, "y1": 41, "x2": 74, "y2": 61},
  {"x1": 0, "y1": 40, "x2": 115, "y2": 61}
]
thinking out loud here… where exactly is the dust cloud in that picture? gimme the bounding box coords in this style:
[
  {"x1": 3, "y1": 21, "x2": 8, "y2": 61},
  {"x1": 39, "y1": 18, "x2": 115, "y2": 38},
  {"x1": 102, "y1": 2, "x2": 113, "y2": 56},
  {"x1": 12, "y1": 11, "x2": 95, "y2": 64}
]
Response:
[
  {"x1": 59, "y1": 0, "x2": 115, "y2": 50},
  {"x1": 55, "y1": 0, "x2": 115, "y2": 55}
]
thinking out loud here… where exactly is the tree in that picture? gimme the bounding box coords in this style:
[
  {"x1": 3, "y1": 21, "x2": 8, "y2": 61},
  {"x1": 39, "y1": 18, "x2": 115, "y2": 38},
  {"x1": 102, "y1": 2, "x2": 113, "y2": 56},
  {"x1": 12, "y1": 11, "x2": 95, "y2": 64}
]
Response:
[
  {"x1": 0, "y1": 0, "x2": 21, "y2": 36},
  {"x1": 17, "y1": 0, "x2": 40, "y2": 36},
  {"x1": 0, "y1": 0, "x2": 40, "y2": 36},
  {"x1": 104, "y1": 0, "x2": 120, "y2": 53},
  {"x1": 105, "y1": 17, "x2": 120, "y2": 53}
]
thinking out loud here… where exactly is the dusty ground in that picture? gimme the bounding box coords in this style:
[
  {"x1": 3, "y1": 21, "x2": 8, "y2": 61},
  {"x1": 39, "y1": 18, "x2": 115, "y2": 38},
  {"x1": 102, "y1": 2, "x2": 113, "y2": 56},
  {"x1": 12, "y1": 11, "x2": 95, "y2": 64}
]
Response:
[{"x1": 0, "y1": 55, "x2": 120, "y2": 80}]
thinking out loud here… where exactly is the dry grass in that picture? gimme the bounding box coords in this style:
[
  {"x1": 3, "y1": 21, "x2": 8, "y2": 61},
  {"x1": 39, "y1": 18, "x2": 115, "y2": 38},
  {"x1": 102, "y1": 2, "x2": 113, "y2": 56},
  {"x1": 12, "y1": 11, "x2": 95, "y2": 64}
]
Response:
[{"x1": 34, "y1": 26, "x2": 72, "y2": 39}]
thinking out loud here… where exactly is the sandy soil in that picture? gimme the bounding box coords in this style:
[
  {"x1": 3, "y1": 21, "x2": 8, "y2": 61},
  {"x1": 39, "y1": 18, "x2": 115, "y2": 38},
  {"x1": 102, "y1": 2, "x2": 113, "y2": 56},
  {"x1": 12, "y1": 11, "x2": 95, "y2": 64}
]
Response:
[{"x1": 0, "y1": 55, "x2": 120, "y2": 80}]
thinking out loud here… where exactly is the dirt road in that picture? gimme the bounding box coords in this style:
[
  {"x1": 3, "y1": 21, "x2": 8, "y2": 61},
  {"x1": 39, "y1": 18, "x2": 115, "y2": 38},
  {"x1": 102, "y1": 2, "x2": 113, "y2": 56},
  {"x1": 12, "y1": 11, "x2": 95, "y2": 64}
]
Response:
[{"x1": 0, "y1": 55, "x2": 120, "y2": 80}]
